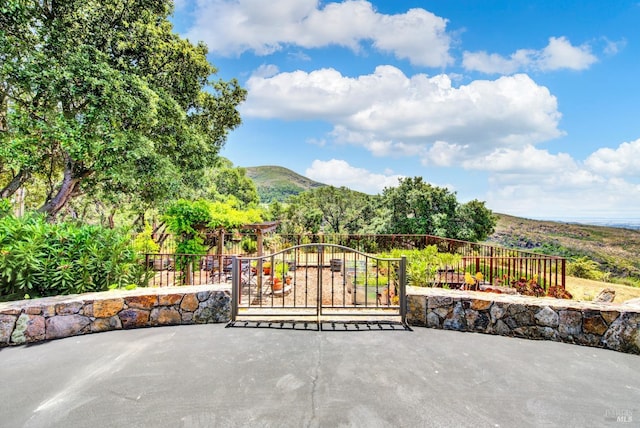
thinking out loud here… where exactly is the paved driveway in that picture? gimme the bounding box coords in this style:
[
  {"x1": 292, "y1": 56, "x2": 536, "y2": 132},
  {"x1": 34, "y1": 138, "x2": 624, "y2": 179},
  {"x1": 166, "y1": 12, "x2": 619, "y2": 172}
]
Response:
[{"x1": 0, "y1": 324, "x2": 638, "y2": 427}]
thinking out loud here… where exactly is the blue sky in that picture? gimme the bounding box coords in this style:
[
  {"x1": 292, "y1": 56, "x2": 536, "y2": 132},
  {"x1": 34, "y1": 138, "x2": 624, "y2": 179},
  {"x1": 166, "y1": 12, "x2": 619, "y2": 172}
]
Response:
[{"x1": 171, "y1": 1, "x2": 640, "y2": 221}]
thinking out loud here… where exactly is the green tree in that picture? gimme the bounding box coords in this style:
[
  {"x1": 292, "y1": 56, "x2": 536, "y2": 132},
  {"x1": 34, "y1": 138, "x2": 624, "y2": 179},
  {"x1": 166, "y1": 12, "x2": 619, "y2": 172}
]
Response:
[
  {"x1": 382, "y1": 177, "x2": 457, "y2": 235},
  {"x1": 381, "y1": 177, "x2": 495, "y2": 241},
  {"x1": 0, "y1": 0, "x2": 246, "y2": 219},
  {"x1": 280, "y1": 186, "x2": 377, "y2": 234},
  {"x1": 210, "y1": 166, "x2": 259, "y2": 207}
]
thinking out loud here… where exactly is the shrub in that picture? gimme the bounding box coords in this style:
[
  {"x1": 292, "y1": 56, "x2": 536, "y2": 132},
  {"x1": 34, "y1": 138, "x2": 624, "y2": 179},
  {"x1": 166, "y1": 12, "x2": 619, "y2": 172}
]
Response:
[
  {"x1": 380, "y1": 246, "x2": 461, "y2": 287},
  {"x1": 0, "y1": 213, "x2": 149, "y2": 301},
  {"x1": 132, "y1": 223, "x2": 160, "y2": 254},
  {"x1": 567, "y1": 256, "x2": 604, "y2": 281}
]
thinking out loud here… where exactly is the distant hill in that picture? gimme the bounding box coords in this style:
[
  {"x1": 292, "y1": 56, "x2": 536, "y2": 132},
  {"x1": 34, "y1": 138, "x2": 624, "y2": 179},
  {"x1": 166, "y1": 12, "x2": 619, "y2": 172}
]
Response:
[
  {"x1": 245, "y1": 166, "x2": 326, "y2": 203},
  {"x1": 488, "y1": 213, "x2": 640, "y2": 282}
]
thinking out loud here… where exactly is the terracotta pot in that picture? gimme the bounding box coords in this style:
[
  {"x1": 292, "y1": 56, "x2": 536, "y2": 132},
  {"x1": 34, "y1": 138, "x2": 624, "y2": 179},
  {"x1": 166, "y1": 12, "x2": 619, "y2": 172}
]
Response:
[
  {"x1": 272, "y1": 278, "x2": 283, "y2": 291},
  {"x1": 285, "y1": 276, "x2": 292, "y2": 285}
]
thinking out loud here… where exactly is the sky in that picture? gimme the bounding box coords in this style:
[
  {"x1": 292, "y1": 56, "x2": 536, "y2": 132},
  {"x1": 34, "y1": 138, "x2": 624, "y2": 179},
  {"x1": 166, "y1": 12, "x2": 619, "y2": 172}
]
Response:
[{"x1": 171, "y1": 1, "x2": 640, "y2": 222}]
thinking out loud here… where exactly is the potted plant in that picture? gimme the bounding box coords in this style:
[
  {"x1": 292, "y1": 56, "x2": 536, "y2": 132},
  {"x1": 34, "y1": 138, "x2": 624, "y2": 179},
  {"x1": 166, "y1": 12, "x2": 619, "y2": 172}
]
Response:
[
  {"x1": 262, "y1": 261, "x2": 271, "y2": 275},
  {"x1": 274, "y1": 262, "x2": 289, "y2": 277}
]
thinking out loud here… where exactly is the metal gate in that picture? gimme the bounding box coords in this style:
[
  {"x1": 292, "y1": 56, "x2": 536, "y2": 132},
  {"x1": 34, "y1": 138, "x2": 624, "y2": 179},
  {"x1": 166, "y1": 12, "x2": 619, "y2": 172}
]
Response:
[{"x1": 229, "y1": 244, "x2": 406, "y2": 325}]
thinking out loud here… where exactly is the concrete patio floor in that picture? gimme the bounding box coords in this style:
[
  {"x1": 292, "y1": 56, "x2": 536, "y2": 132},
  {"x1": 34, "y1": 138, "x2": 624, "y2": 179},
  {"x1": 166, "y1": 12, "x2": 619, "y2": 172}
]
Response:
[{"x1": 0, "y1": 324, "x2": 638, "y2": 427}]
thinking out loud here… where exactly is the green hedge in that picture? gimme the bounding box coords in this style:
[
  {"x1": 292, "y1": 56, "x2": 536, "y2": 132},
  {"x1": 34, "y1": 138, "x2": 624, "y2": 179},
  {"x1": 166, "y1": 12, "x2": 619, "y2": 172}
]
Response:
[{"x1": 0, "y1": 213, "x2": 148, "y2": 301}]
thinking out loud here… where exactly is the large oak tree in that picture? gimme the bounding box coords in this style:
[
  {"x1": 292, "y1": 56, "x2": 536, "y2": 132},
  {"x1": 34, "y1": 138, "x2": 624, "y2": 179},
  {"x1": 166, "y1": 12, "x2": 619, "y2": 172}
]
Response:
[{"x1": 0, "y1": 0, "x2": 246, "y2": 218}]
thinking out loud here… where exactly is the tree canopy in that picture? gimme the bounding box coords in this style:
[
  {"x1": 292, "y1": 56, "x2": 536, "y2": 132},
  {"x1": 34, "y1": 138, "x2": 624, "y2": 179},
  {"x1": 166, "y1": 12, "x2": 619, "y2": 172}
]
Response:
[
  {"x1": 0, "y1": 0, "x2": 246, "y2": 219},
  {"x1": 381, "y1": 177, "x2": 496, "y2": 241},
  {"x1": 276, "y1": 178, "x2": 496, "y2": 242}
]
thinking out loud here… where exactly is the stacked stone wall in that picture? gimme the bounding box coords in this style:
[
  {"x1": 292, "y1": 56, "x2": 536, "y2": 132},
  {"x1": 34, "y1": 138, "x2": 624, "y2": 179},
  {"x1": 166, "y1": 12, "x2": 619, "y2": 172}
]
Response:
[
  {"x1": 1, "y1": 285, "x2": 639, "y2": 354},
  {"x1": 0, "y1": 285, "x2": 230, "y2": 345},
  {"x1": 407, "y1": 287, "x2": 640, "y2": 354}
]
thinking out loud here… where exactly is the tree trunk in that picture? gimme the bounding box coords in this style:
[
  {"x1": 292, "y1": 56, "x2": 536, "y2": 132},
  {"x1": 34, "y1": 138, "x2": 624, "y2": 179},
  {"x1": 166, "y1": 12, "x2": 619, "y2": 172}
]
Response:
[
  {"x1": 38, "y1": 156, "x2": 90, "y2": 220},
  {"x1": 1, "y1": 170, "x2": 31, "y2": 199}
]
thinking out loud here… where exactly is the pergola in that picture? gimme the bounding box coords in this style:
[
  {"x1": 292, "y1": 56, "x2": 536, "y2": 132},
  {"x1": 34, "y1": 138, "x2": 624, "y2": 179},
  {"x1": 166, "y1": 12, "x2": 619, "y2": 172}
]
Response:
[{"x1": 241, "y1": 221, "x2": 279, "y2": 257}]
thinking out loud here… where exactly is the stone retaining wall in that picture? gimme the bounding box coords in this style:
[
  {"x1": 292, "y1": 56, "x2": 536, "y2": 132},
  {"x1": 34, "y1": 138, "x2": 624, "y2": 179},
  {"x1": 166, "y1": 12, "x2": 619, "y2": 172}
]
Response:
[
  {"x1": 406, "y1": 287, "x2": 640, "y2": 354},
  {"x1": 1, "y1": 286, "x2": 639, "y2": 354},
  {"x1": 0, "y1": 285, "x2": 230, "y2": 345}
]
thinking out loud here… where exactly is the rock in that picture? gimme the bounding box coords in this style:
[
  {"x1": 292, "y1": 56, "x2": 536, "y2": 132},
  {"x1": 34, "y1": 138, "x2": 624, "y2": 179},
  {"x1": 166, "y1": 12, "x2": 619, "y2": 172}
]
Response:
[
  {"x1": 0, "y1": 314, "x2": 17, "y2": 344},
  {"x1": 407, "y1": 296, "x2": 426, "y2": 326},
  {"x1": 490, "y1": 303, "x2": 507, "y2": 323},
  {"x1": 426, "y1": 311, "x2": 440, "y2": 328},
  {"x1": 535, "y1": 306, "x2": 559, "y2": 328},
  {"x1": 125, "y1": 295, "x2": 158, "y2": 310},
  {"x1": 55, "y1": 301, "x2": 84, "y2": 315},
  {"x1": 196, "y1": 291, "x2": 211, "y2": 302},
  {"x1": 582, "y1": 312, "x2": 608, "y2": 336},
  {"x1": 428, "y1": 295, "x2": 453, "y2": 309},
  {"x1": 24, "y1": 306, "x2": 42, "y2": 315},
  {"x1": 471, "y1": 299, "x2": 492, "y2": 311},
  {"x1": 11, "y1": 314, "x2": 45, "y2": 344},
  {"x1": 158, "y1": 294, "x2": 183, "y2": 306},
  {"x1": 46, "y1": 315, "x2": 90, "y2": 340},
  {"x1": 594, "y1": 288, "x2": 616, "y2": 303},
  {"x1": 537, "y1": 326, "x2": 558, "y2": 340},
  {"x1": 558, "y1": 310, "x2": 582, "y2": 338},
  {"x1": 600, "y1": 311, "x2": 620, "y2": 326},
  {"x1": 151, "y1": 307, "x2": 181, "y2": 325},
  {"x1": 91, "y1": 316, "x2": 122, "y2": 332},
  {"x1": 601, "y1": 312, "x2": 640, "y2": 354},
  {"x1": 92, "y1": 298, "x2": 124, "y2": 318},
  {"x1": 505, "y1": 304, "x2": 534, "y2": 328},
  {"x1": 494, "y1": 319, "x2": 511, "y2": 335},
  {"x1": 119, "y1": 309, "x2": 150, "y2": 329},
  {"x1": 180, "y1": 294, "x2": 200, "y2": 312},
  {"x1": 443, "y1": 302, "x2": 466, "y2": 331}
]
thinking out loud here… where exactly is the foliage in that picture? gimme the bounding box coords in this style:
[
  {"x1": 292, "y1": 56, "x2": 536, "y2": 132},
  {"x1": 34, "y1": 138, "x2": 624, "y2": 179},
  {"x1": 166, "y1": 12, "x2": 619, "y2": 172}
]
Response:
[
  {"x1": 163, "y1": 198, "x2": 263, "y2": 262},
  {"x1": 567, "y1": 256, "x2": 605, "y2": 281},
  {"x1": 273, "y1": 262, "x2": 289, "y2": 278},
  {"x1": 132, "y1": 223, "x2": 159, "y2": 254},
  {"x1": 241, "y1": 237, "x2": 257, "y2": 254},
  {"x1": 352, "y1": 274, "x2": 389, "y2": 286},
  {"x1": 381, "y1": 177, "x2": 496, "y2": 240},
  {"x1": 281, "y1": 186, "x2": 382, "y2": 234},
  {"x1": 210, "y1": 166, "x2": 260, "y2": 206},
  {"x1": 380, "y1": 247, "x2": 461, "y2": 287},
  {"x1": 0, "y1": 213, "x2": 148, "y2": 301},
  {"x1": 0, "y1": 198, "x2": 12, "y2": 218},
  {"x1": 510, "y1": 275, "x2": 546, "y2": 297},
  {"x1": 0, "y1": 0, "x2": 246, "y2": 218}
]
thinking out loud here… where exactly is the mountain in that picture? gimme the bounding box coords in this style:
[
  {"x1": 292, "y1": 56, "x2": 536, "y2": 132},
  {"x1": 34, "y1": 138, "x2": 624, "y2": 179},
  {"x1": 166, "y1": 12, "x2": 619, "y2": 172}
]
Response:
[
  {"x1": 487, "y1": 213, "x2": 640, "y2": 283},
  {"x1": 245, "y1": 166, "x2": 326, "y2": 203}
]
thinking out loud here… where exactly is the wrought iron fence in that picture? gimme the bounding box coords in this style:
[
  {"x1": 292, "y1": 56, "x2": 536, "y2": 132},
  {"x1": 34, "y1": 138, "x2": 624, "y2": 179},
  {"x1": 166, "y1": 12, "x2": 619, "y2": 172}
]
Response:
[{"x1": 143, "y1": 233, "x2": 565, "y2": 290}]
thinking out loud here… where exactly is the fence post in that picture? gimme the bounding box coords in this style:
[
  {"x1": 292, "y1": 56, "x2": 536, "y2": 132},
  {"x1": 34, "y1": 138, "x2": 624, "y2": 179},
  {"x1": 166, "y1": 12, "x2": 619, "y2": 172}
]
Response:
[
  {"x1": 399, "y1": 256, "x2": 407, "y2": 325},
  {"x1": 231, "y1": 256, "x2": 238, "y2": 321}
]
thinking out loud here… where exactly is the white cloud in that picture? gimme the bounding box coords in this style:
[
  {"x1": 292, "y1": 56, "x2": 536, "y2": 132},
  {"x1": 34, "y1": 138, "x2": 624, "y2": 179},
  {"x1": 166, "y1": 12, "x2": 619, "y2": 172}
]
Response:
[
  {"x1": 305, "y1": 159, "x2": 403, "y2": 193},
  {"x1": 244, "y1": 66, "x2": 563, "y2": 162},
  {"x1": 584, "y1": 138, "x2": 640, "y2": 177},
  {"x1": 466, "y1": 144, "x2": 640, "y2": 219},
  {"x1": 603, "y1": 37, "x2": 626, "y2": 56},
  {"x1": 183, "y1": 0, "x2": 453, "y2": 67},
  {"x1": 463, "y1": 36, "x2": 598, "y2": 74}
]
